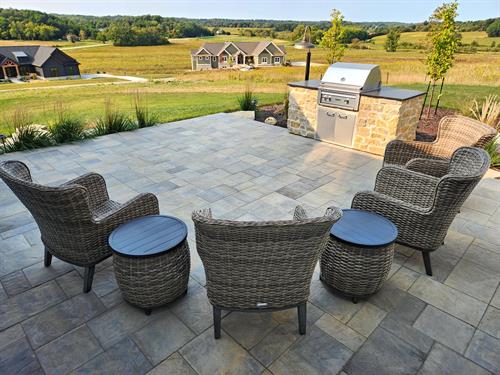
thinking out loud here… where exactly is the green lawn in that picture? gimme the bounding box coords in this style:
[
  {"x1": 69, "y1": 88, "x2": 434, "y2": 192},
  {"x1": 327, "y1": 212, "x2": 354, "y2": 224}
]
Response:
[
  {"x1": 0, "y1": 86, "x2": 282, "y2": 135},
  {"x1": 0, "y1": 77, "x2": 123, "y2": 91},
  {"x1": 389, "y1": 83, "x2": 500, "y2": 111}
]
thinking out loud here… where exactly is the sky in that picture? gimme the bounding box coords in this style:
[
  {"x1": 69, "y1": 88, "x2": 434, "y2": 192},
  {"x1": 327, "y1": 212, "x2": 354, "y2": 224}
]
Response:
[{"x1": 1, "y1": 0, "x2": 498, "y2": 22}]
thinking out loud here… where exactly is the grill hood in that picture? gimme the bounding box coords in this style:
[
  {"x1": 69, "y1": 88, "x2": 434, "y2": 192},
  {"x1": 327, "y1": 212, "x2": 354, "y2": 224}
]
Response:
[{"x1": 320, "y1": 62, "x2": 381, "y2": 92}]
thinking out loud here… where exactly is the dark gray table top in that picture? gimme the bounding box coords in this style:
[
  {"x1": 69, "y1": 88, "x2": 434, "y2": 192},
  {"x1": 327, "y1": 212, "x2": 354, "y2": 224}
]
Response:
[
  {"x1": 330, "y1": 209, "x2": 398, "y2": 247},
  {"x1": 109, "y1": 215, "x2": 187, "y2": 258},
  {"x1": 362, "y1": 87, "x2": 425, "y2": 100}
]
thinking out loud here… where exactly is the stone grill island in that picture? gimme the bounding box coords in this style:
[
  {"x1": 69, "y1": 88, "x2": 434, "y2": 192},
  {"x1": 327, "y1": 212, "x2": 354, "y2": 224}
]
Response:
[{"x1": 287, "y1": 66, "x2": 425, "y2": 155}]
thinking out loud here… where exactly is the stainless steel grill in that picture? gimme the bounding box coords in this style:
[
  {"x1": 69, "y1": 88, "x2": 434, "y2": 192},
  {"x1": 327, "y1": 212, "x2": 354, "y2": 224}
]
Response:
[
  {"x1": 316, "y1": 62, "x2": 381, "y2": 147},
  {"x1": 318, "y1": 62, "x2": 381, "y2": 111}
]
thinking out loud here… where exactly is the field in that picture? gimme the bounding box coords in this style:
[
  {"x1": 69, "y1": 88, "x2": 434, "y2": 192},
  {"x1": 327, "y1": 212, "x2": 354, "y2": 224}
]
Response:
[
  {"x1": 0, "y1": 32, "x2": 499, "y2": 135},
  {"x1": 371, "y1": 31, "x2": 500, "y2": 48}
]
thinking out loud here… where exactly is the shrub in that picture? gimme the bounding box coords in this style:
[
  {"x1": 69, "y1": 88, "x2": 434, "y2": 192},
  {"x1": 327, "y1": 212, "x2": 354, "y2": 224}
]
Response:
[
  {"x1": 486, "y1": 19, "x2": 500, "y2": 37},
  {"x1": 50, "y1": 104, "x2": 86, "y2": 143},
  {"x1": 94, "y1": 99, "x2": 135, "y2": 135},
  {"x1": 469, "y1": 95, "x2": 500, "y2": 130},
  {"x1": 237, "y1": 88, "x2": 257, "y2": 111},
  {"x1": 4, "y1": 109, "x2": 54, "y2": 152},
  {"x1": 283, "y1": 93, "x2": 289, "y2": 122},
  {"x1": 484, "y1": 137, "x2": 500, "y2": 168},
  {"x1": 133, "y1": 91, "x2": 159, "y2": 128}
]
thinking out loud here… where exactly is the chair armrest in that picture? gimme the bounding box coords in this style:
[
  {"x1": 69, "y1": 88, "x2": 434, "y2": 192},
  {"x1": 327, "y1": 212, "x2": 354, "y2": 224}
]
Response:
[
  {"x1": 293, "y1": 205, "x2": 342, "y2": 222},
  {"x1": 62, "y1": 173, "x2": 109, "y2": 210},
  {"x1": 405, "y1": 158, "x2": 450, "y2": 178},
  {"x1": 352, "y1": 190, "x2": 430, "y2": 215},
  {"x1": 324, "y1": 206, "x2": 342, "y2": 220},
  {"x1": 192, "y1": 208, "x2": 213, "y2": 222},
  {"x1": 293, "y1": 205, "x2": 308, "y2": 221},
  {"x1": 375, "y1": 167, "x2": 438, "y2": 208},
  {"x1": 94, "y1": 192, "x2": 159, "y2": 226},
  {"x1": 383, "y1": 139, "x2": 438, "y2": 166}
]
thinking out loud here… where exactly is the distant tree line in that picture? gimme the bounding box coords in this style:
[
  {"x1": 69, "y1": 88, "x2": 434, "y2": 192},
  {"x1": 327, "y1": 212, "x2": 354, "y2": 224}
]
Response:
[
  {"x1": 0, "y1": 8, "x2": 212, "y2": 44},
  {"x1": 0, "y1": 7, "x2": 497, "y2": 45}
]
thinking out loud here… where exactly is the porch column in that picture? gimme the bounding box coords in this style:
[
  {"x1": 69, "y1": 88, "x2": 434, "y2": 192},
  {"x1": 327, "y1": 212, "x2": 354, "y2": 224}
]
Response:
[
  {"x1": 15, "y1": 65, "x2": 20, "y2": 77},
  {"x1": 1, "y1": 66, "x2": 6, "y2": 79}
]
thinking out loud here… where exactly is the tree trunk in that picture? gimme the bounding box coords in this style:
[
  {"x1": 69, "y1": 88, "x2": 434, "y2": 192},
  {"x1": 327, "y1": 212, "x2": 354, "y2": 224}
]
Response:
[
  {"x1": 434, "y1": 78, "x2": 445, "y2": 115},
  {"x1": 426, "y1": 80, "x2": 436, "y2": 118},
  {"x1": 420, "y1": 80, "x2": 431, "y2": 120}
]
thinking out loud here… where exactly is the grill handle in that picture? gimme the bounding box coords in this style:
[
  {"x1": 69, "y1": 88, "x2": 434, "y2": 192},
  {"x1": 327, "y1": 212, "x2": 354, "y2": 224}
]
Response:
[
  {"x1": 326, "y1": 112, "x2": 336, "y2": 118},
  {"x1": 338, "y1": 114, "x2": 348, "y2": 119}
]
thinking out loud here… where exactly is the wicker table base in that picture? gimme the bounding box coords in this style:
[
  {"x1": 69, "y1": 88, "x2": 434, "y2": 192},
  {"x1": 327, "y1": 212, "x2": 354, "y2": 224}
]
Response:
[
  {"x1": 109, "y1": 215, "x2": 191, "y2": 314},
  {"x1": 320, "y1": 239, "x2": 394, "y2": 302},
  {"x1": 113, "y1": 240, "x2": 190, "y2": 313},
  {"x1": 320, "y1": 209, "x2": 396, "y2": 303}
]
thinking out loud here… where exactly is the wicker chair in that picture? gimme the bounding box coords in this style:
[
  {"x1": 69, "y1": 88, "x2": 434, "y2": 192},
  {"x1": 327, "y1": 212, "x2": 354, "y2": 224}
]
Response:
[
  {"x1": 352, "y1": 147, "x2": 490, "y2": 276},
  {"x1": 0, "y1": 160, "x2": 159, "y2": 292},
  {"x1": 383, "y1": 115, "x2": 496, "y2": 177},
  {"x1": 192, "y1": 206, "x2": 342, "y2": 338}
]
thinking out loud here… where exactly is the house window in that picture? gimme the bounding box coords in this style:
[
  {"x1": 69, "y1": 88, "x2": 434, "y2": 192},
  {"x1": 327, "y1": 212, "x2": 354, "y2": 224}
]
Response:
[
  {"x1": 50, "y1": 67, "x2": 59, "y2": 77},
  {"x1": 262, "y1": 57, "x2": 268, "y2": 63},
  {"x1": 222, "y1": 56, "x2": 227, "y2": 62},
  {"x1": 205, "y1": 56, "x2": 209, "y2": 60},
  {"x1": 274, "y1": 57, "x2": 281, "y2": 63},
  {"x1": 212, "y1": 56, "x2": 217, "y2": 61},
  {"x1": 68, "y1": 66, "x2": 75, "y2": 75},
  {"x1": 198, "y1": 56, "x2": 203, "y2": 61}
]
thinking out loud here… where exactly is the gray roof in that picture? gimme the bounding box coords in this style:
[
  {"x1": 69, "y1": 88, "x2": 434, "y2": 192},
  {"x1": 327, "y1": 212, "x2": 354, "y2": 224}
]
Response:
[
  {"x1": 192, "y1": 41, "x2": 286, "y2": 56},
  {"x1": 0, "y1": 46, "x2": 78, "y2": 67}
]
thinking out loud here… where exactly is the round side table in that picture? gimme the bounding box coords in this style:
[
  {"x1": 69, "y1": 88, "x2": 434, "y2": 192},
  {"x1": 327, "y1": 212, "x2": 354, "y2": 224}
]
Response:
[
  {"x1": 320, "y1": 209, "x2": 397, "y2": 303},
  {"x1": 109, "y1": 215, "x2": 190, "y2": 315}
]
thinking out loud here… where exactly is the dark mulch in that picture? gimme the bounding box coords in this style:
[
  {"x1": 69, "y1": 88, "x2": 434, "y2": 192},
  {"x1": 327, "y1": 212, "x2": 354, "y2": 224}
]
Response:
[
  {"x1": 416, "y1": 108, "x2": 458, "y2": 141},
  {"x1": 255, "y1": 104, "x2": 287, "y2": 128}
]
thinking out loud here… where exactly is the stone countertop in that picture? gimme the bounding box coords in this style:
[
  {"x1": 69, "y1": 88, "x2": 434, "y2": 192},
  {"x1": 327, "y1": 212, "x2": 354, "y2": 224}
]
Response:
[
  {"x1": 288, "y1": 80, "x2": 321, "y2": 90},
  {"x1": 288, "y1": 80, "x2": 425, "y2": 101},
  {"x1": 362, "y1": 87, "x2": 425, "y2": 101}
]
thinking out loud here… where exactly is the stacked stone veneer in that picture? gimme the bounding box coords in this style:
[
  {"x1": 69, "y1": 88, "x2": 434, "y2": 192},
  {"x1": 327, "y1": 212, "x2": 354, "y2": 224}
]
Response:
[{"x1": 287, "y1": 86, "x2": 424, "y2": 156}]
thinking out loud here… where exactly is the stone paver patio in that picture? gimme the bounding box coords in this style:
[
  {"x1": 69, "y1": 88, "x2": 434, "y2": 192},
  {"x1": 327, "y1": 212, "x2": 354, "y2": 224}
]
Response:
[{"x1": 1, "y1": 113, "x2": 499, "y2": 375}]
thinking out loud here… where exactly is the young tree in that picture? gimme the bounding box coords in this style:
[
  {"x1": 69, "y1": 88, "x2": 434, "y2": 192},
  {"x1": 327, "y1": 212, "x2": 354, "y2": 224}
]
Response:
[
  {"x1": 320, "y1": 9, "x2": 346, "y2": 64},
  {"x1": 425, "y1": 1, "x2": 460, "y2": 117},
  {"x1": 384, "y1": 28, "x2": 401, "y2": 52},
  {"x1": 96, "y1": 31, "x2": 107, "y2": 44}
]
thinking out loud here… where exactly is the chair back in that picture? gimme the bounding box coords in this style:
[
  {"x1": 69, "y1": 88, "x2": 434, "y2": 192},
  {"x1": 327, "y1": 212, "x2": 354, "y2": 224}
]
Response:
[
  {"x1": 437, "y1": 115, "x2": 497, "y2": 152},
  {"x1": 0, "y1": 161, "x2": 93, "y2": 248},
  {"x1": 192, "y1": 208, "x2": 341, "y2": 310},
  {"x1": 434, "y1": 147, "x2": 490, "y2": 211}
]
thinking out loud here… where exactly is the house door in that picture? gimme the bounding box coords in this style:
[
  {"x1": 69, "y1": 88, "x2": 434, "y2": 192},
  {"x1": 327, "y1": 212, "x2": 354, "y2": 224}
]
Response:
[
  {"x1": 4, "y1": 66, "x2": 18, "y2": 77},
  {"x1": 237, "y1": 54, "x2": 243, "y2": 64}
]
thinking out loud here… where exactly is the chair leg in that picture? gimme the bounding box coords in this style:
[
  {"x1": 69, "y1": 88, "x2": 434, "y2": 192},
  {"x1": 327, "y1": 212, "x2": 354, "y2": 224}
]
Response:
[
  {"x1": 422, "y1": 252, "x2": 432, "y2": 276},
  {"x1": 83, "y1": 266, "x2": 95, "y2": 293},
  {"x1": 213, "y1": 306, "x2": 221, "y2": 339},
  {"x1": 44, "y1": 249, "x2": 52, "y2": 267},
  {"x1": 298, "y1": 302, "x2": 307, "y2": 335}
]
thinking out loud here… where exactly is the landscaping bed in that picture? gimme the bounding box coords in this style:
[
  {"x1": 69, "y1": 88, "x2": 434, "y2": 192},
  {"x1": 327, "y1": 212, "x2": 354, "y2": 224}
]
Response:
[{"x1": 255, "y1": 104, "x2": 287, "y2": 128}]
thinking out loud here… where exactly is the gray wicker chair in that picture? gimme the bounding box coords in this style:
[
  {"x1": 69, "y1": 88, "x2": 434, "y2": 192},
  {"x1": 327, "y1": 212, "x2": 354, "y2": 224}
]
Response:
[
  {"x1": 192, "y1": 206, "x2": 342, "y2": 338},
  {"x1": 352, "y1": 147, "x2": 490, "y2": 276},
  {"x1": 383, "y1": 115, "x2": 496, "y2": 177},
  {"x1": 0, "y1": 160, "x2": 159, "y2": 293}
]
